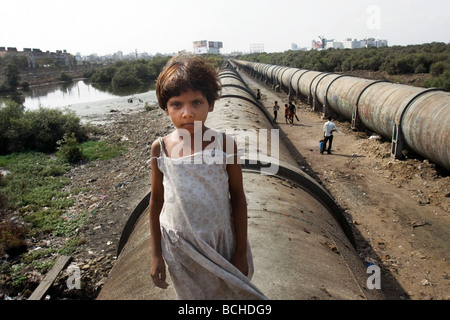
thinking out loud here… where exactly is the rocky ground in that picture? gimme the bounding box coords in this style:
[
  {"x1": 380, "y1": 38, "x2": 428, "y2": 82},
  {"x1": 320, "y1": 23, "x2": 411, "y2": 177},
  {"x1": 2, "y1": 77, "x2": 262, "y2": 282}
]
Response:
[{"x1": 1, "y1": 69, "x2": 448, "y2": 300}]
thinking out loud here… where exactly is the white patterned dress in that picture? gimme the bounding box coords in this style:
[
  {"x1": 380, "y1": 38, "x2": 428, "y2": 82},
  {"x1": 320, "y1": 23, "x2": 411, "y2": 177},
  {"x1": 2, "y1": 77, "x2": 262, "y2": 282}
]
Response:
[{"x1": 156, "y1": 136, "x2": 267, "y2": 300}]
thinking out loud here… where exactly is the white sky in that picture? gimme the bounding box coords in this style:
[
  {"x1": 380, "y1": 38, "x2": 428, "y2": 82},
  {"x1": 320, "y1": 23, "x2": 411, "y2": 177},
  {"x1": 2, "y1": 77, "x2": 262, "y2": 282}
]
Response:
[{"x1": 1, "y1": 0, "x2": 449, "y2": 56}]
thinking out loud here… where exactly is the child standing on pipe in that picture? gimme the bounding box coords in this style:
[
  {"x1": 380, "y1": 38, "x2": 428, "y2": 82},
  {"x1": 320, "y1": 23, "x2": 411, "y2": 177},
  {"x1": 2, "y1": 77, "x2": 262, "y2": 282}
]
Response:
[{"x1": 149, "y1": 55, "x2": 267, "y2": 300}]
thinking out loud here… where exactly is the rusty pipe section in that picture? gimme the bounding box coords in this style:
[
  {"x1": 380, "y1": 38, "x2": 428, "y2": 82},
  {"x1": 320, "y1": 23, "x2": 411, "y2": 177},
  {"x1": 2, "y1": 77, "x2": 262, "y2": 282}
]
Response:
[
  {"x1": 233, "y1": 60, "x2": 450, "y2": 171},
  {"x1": 98, "y1": 62, "x2": 382, "y2": 300}
]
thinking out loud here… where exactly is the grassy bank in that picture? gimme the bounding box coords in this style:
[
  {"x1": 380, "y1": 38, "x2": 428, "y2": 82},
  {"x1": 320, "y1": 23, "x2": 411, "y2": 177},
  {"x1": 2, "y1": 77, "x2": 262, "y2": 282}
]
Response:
[{"x1": 0, "y1": 137, "x2": 126, "y2": 295}]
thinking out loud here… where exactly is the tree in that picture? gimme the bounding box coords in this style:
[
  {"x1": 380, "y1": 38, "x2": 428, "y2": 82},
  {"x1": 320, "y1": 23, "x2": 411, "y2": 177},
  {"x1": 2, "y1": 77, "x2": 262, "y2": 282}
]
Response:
[{"x1": 4, "y1": 63, "x2": 21, "y2": 91}]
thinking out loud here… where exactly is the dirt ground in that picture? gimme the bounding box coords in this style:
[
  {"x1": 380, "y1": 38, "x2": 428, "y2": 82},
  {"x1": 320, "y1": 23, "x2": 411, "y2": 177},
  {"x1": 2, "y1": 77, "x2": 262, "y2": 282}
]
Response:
[
  {"x1": 238, "y1": 71, "x2": 449, "y2": 300},
  {"x1": 1, "y1": 69, "x2": 448, "y2": 300}
]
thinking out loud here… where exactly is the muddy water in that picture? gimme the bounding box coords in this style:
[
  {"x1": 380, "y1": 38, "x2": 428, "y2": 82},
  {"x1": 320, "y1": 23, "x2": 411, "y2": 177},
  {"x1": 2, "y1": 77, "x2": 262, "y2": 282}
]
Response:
[{"x1": 1, "y1": 80, "x2": 158, "y2": 124}]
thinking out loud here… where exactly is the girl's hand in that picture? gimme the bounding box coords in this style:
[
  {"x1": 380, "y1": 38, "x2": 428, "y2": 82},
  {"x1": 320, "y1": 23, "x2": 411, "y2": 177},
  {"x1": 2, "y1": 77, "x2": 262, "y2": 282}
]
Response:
[
  {"x1": 231, "y1": 252, "x2": 249, "y2": 276},
  {"x1": 150, "y1": 256, "x2": 168, "y2": 289}
]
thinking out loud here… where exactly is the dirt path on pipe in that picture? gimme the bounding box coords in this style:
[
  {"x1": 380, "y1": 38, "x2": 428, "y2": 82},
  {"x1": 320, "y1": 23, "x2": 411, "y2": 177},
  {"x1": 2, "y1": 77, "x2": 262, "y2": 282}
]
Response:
[{"x1": 238, "y1": 71, "x2": 450, "y2": 300}]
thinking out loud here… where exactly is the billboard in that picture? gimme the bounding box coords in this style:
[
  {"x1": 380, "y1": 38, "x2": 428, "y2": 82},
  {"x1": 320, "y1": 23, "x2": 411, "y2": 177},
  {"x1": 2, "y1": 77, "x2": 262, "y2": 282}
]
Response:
[
  {"x1": 208, "y1": 41, "x2": 223, "y2": 48},
  {"x1": 193, "y1": 40, "x2": 223, "y2": 54},
  {"x1": 193, "y1": 40, "x2": 208, "y2": 47}
]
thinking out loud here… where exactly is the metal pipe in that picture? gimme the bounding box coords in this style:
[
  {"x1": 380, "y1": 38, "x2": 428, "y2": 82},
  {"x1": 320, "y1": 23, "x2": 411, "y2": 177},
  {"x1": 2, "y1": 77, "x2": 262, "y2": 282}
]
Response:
[
  {"x1": 98, "y1": 62, "x2": 382, "y2": 300},
  {"x1": 233, "y1": 59, "x2": 450, "y2": 171}
]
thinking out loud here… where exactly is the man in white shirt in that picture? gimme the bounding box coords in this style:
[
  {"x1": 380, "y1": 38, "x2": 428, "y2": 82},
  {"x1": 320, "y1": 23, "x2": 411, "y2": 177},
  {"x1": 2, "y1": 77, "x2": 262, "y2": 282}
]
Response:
[{"x1": 321, "y1": 116, "x2": 338, "y2": 154}]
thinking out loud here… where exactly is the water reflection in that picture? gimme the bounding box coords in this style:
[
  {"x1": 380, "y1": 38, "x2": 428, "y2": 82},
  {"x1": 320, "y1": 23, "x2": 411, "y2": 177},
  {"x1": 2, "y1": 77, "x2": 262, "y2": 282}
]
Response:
[
  {"x1": 17, "y1": 80, "x2": 156, "y2": 110},
  {"x1": 0, "y1": 80, "x2": 156, "y2": 111}
]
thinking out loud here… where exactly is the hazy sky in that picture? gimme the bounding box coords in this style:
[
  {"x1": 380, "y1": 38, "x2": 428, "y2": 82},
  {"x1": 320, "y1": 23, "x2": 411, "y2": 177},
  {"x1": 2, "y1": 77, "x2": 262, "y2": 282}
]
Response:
[{"x1": 2, "y1": 0, "x2": 449, "y2": 56}]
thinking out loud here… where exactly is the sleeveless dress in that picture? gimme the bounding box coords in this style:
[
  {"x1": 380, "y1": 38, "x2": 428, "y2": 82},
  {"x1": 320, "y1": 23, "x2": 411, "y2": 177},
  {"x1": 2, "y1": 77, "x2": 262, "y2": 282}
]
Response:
[{"x1": 156, "y1": 135, "x2": 267, "y2": 300}]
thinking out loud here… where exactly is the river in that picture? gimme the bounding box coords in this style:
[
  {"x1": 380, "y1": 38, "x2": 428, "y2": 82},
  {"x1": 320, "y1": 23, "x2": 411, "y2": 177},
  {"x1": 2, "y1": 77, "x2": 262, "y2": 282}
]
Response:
[{"x1": 0, "y1": 80, "x2": 158, "y2": 123}]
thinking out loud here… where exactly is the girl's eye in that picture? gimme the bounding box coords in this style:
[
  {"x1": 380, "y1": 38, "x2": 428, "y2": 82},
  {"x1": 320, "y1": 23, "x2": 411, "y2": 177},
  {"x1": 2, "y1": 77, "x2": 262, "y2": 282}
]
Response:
[{"x1": 170, "y1": 102, "x2": 182, "y2": 108}]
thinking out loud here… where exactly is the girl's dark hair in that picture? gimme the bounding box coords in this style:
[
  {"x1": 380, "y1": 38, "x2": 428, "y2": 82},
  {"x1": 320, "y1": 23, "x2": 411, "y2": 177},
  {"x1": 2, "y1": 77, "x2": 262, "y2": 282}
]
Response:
[{"x1": 156, "y1": 55, "x2": 222, "y2": 110}]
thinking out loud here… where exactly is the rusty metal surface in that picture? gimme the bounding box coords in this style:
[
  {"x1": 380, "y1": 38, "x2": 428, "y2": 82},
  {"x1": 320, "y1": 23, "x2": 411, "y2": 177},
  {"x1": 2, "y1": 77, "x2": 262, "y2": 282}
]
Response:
[
  {"x1": 401, "y1": 90, "x2": 450, "y2": 170},
  {"x1": 289, "y1": 69, "x2": 311, "y2": 97},
  {"x1": 295, "y1": 70, "x2": 323, "y2": 100},
  {"x1": 358, "y1": 82, "x2": 427, "y2": 138},
  {"x1": 279, "y1": 67, "x2": 299, "y2": 89},
  {"x1": 325, "y1": 76, "x2": 375, "y2": 119}
]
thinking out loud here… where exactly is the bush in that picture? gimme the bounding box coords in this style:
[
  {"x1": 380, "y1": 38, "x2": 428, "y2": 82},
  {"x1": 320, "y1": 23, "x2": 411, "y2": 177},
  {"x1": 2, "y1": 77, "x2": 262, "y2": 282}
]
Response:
[
  {"x1": 112, "y1": 67, "x2": 142, "y2": 88},
  {"x1": 395, "y1": 56, "x2": 415, "y2": 74},
  {"x1": 56, "y1": 133, "x2": 84, "y2": 164},
  {"x1": 423, "y1": 70, "x2": 450, "y2": 90},
  {"x1": 59, "y1": 72, "x2": 72, "y2": 82},
  {"x1": 21, "y1": 108, "x2": 87, "y2": 153},
  {"x1": 0, "y1": 102, "x2": 88, "y2": 155},
  {"x1": 82, "y1": 68, "x2": 97, "y2": 78},
  {"x1": 91, "y1": 66, "x2": 117, "y2": 83},
  {"x1": 238, "y1": 42, "x2": 450, "y2": 78},
  {"x1": 90, "y1": 57, "x2": 171, "y2": 87},
  {"x1": 430, "y1": 61, "x2": 447, "y2": 76},
  {"x1": 0, "y1": 82, "x2": 9, "y2": 93},
  {"x1": 21, "y1": 81, "x2": 30, "y2": 90},
  {"x1": 0, "y1": 102, "x2": 24, "y2": 153}
]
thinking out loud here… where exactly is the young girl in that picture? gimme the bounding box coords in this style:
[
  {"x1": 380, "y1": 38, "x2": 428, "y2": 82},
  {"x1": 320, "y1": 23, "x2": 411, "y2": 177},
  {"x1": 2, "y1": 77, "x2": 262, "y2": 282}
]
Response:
[{"x1": 149, "y1": 55, "x2": 267, "y2": 300}]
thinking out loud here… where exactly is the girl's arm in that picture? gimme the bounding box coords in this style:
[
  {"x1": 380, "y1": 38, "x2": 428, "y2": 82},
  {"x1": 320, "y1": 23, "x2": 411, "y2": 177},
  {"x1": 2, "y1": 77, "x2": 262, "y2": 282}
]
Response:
[
  {"x1": 226, "y1": 136, "x2": 249, "y2": 276},
  {"x1": 149, "y1": 140, "x2": 168, "y2": 289}
]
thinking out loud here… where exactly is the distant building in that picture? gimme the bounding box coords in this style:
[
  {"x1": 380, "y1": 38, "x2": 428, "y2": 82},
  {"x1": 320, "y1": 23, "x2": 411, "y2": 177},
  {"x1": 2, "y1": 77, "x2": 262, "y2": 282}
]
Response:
[
  {"x1": 291, "y1": 43, "x2": 309, "y2": 51},
  {"x1": 113, "y1": 51, "x2": 123, "y2": 61},
  {"x1": 193, "y1": 40, "x2": 223, "y2": 54},
  {"x1": 312, "y1": 36, "x2": 388, "y2": 50},
  {"x1": 250, "y1": 43, "x2": 264, "y2": 54}
]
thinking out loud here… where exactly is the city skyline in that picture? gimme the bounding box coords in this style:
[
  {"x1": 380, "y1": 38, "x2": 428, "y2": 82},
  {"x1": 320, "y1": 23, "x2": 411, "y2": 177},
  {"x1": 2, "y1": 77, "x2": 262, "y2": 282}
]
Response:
[{"x1": 2, "y1": 0, "x2": 449, "y2": 56}]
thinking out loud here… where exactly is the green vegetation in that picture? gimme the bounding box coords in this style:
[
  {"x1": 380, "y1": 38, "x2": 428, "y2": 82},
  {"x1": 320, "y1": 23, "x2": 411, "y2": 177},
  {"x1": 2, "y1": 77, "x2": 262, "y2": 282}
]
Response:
[
  {"x1": 89, "y1": 57, "x2": 171, "y2": 87},
  {"x1": 0, "y1": 102, "x2": 88, "y2": 155},
  {"x1": 202, "y1": 54, "x2": 225, "y2": 70},
  {"x1": 0, "y1": 55, "x2": 27, "y2": 92},
  {"x1": 237, "y1": 42, "x2": 450, "y2": 90},
  {"x1": 58, "y1": 71, "x2": 73, "y2": 82},
  {"x1": 87, "y1": 54, "x2": 225, "y2": 88},
  {"x1": 0, "y1": 152, "x2": 72, "y2": 235},
  {"x1": 0, "y1": 98, "x2": 127, "y2": 293},
  {"x1": 0, "y1": 138, "x2": 126, "y2": 246},
  {"x1": 56, "y1": 133, "x2": 127, "y2": 164},
  {"x1": 0, "y1": 135, "x2": 125, "y2": 292},
  {"x1": 0, "y1": 63, "x2": 20, "y2": 93},
  {"x1": 79, "y1": 139, "x2": 126, "y2": 161}
]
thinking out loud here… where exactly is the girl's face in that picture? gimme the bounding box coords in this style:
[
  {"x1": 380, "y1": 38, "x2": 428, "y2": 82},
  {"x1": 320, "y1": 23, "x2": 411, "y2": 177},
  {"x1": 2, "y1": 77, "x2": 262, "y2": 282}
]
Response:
[{"x1": 166, "y1": 89, "x2": 214, "y2": 134}]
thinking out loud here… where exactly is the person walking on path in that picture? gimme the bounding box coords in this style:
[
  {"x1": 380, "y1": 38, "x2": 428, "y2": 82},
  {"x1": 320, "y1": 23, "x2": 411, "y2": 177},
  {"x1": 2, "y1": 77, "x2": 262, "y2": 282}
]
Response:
[
  {"x1": 273, "y1": 101, "x2": 280, "y2": 123},
  {"x1": 321, "y1": 116, "x2": 338, "y2": 154},
  {"x1": 289, "y1": 101, "x2": 299, "y2": 123},
  {"x1": 149, "y1": 54, "x2": 267, "y2": 300},
  {"x1": 284, "y1": 104, "x2": 291, "y2": 124}
]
